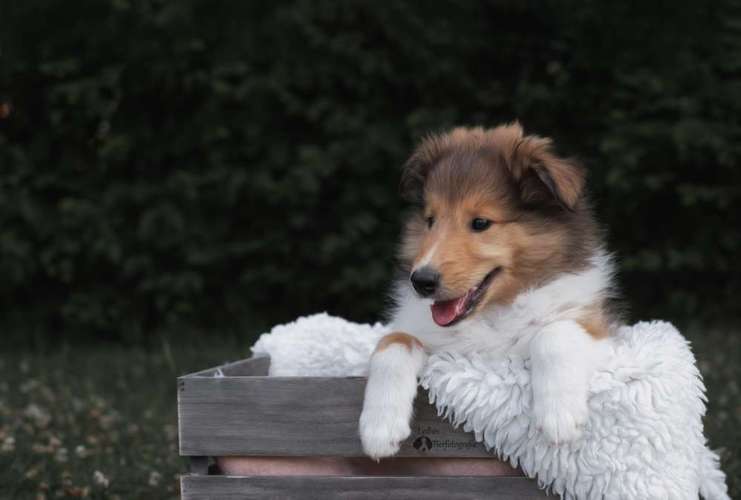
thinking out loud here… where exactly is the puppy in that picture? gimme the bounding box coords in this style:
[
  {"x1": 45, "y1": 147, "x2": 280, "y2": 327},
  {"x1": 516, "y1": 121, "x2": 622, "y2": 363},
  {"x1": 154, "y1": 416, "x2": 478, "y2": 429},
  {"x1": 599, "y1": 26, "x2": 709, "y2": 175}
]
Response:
[{"x1": 359, "y1": 123, "x2": 619, "y2": 460}]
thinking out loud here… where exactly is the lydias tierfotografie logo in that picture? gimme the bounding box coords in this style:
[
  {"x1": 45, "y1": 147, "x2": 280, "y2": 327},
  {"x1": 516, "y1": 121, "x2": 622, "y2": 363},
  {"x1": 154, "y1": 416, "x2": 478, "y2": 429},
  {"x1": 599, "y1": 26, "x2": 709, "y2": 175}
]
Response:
[{"x1": 412, "y1": 435, "x2": 433, "y2": 452}]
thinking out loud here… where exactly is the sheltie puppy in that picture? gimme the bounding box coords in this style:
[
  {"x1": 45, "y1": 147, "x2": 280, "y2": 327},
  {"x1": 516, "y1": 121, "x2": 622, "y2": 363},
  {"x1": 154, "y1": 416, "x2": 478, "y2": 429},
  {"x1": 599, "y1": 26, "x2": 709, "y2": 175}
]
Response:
[{"x1": 359, "y1": 123, "x2": 620, "y2": 460}]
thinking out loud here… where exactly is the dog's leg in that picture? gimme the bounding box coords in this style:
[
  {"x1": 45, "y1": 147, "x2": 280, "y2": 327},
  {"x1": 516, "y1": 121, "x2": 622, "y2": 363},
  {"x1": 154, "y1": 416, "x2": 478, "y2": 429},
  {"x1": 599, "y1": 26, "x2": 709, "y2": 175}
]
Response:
[
  {"x1": 359, "y1": 332, "x2": 427, "y2": 460},
  {"x1": 530, "y1": 320, "x2": 609, "y2": 445}
]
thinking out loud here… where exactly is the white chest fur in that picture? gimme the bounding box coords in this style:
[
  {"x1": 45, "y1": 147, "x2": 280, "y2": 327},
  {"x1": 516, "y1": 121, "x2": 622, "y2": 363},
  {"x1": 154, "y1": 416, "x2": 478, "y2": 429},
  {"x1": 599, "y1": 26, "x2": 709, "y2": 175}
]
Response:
[{"x1": 361, "y1": 251, "x2": 617, "y2": 457}]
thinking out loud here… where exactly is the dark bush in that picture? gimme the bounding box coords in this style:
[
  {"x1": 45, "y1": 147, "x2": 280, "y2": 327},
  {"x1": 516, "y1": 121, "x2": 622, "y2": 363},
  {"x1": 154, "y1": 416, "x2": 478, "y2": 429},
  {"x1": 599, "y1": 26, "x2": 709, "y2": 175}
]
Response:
[{"x1": 1, "y1": 0, "x2": 740, "y2": 344}]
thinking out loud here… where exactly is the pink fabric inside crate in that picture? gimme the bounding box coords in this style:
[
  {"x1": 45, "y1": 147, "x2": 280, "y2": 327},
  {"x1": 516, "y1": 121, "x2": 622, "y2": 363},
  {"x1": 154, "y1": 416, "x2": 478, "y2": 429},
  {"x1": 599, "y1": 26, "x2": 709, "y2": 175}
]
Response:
[{"x1": 216, "y1": 457, "x2": 522, "y2": 476}]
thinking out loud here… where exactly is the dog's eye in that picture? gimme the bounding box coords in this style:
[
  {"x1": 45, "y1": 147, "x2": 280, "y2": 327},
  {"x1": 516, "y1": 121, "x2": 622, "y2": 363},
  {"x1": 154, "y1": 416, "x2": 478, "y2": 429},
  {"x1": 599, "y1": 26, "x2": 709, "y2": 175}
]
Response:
[
  {"x1": 426, "y1": 216, "x2": 435, "y2": 229},
  {"x1": 471, "y1": 218, "x2": 492, "y2": 232}
]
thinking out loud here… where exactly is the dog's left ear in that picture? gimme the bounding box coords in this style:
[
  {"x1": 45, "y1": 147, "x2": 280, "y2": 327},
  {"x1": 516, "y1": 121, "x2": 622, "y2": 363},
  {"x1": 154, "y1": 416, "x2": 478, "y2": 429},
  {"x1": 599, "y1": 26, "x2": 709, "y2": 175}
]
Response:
[
  {"x1": 400, "y1": 133, "x2": 449, "y2": 204},
  {"x1": 501, "y1": 128, "x2": 585, "y2": 211},
  {"x1": 400, "y1": 152, "x2": 430, "y2": 204}
]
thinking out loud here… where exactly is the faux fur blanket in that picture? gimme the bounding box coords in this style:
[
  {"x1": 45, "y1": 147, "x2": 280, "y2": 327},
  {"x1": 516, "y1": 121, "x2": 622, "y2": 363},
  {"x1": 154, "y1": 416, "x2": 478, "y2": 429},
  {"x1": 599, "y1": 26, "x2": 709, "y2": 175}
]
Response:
[{"x1": 251, "y1": 313, "x2": 729, "y2": 500}]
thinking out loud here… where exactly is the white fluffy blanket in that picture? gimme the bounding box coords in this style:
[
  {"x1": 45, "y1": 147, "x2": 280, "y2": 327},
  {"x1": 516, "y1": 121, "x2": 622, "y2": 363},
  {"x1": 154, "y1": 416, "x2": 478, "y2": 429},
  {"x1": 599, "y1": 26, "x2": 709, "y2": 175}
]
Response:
[{"x1": 252, "y1": 313, "x2": 729, "y2": 500}]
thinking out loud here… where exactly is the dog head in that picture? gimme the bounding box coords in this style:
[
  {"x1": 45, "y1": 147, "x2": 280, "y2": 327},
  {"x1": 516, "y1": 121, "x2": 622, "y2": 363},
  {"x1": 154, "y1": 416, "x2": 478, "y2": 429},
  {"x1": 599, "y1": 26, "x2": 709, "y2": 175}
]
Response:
[{"x1": 399, "y1": 123, "x2": 597, "y2": 327}]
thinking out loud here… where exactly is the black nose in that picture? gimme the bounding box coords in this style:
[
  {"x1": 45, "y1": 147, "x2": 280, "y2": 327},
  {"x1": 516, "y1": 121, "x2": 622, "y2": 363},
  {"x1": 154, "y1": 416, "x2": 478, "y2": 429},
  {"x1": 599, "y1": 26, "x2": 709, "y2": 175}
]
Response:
[{"x1": 411, "y1": 267, "x2": 440, "y2": 297}]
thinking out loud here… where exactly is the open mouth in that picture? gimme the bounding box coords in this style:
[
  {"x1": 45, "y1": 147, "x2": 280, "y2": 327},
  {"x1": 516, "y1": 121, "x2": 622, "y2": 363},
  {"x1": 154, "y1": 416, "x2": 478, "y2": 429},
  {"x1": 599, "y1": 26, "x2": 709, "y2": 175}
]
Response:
[{"x1": 430, "y1": 267, "x2": 501, "y2": 327}]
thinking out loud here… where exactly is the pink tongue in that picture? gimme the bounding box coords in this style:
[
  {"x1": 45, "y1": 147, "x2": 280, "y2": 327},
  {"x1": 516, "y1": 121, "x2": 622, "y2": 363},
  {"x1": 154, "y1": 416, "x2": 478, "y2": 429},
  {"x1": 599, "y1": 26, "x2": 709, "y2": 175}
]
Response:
[{"x1": 431, "y1": 294, "x2": 469, "y2": 327}]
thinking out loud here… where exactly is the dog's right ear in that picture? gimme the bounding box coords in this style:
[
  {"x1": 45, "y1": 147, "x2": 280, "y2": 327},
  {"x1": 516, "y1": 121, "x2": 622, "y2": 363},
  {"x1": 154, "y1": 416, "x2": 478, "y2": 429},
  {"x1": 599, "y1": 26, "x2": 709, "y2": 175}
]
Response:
[{"x1": 494, "y1": 123, "x2": 585, "y2": 211}]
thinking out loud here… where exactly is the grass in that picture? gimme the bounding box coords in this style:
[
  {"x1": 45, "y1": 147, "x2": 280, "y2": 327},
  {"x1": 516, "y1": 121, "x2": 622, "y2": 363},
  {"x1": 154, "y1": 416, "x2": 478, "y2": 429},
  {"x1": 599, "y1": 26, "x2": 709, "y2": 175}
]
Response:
[
  {"x1": 0, "y1": 339, "x2": 249, "y2": 500},
  {"x1": 0, "y1": 325, "x2": 739, "y2": 499}
]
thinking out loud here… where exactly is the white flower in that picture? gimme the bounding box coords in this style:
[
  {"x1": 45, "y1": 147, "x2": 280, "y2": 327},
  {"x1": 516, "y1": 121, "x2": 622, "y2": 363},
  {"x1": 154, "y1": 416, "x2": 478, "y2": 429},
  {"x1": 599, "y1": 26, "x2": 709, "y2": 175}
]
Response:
[
  {"x1": 54, "y1": 447, "x2": 68, "y2": 463},
  {"x1": 1, "y1": 436, "x2": 15, "y2": 453},
  {"x1": 24, "y1": 466, "x2": 40, "y2": 479},
  {"x1": 75, "y1": 445, "x2": 87, "y2": 458},
  {"x1": 148, "y1": 471, "x2": 161, "y2": 487},
  {"x1": 23, "y1": 404, "x2": 51, "y2": 427},
  {"x1": 92, "y1": 470, "x2": 109, "y2": 488}
]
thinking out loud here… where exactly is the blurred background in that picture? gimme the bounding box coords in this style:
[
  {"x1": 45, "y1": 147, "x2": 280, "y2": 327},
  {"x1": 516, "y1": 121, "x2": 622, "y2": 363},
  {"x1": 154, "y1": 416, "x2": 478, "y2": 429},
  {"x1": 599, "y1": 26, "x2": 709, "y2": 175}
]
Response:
[{"x1": 1, "y1": 1, "x2": 739, "y2": 498}]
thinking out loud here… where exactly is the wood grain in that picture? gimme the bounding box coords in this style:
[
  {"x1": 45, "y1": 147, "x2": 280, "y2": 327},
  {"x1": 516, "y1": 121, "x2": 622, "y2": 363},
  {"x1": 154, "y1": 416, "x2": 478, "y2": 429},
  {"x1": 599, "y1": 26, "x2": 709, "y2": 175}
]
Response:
[{"x1": 178, "y1": 375, "x2": 489, "y2": 457}]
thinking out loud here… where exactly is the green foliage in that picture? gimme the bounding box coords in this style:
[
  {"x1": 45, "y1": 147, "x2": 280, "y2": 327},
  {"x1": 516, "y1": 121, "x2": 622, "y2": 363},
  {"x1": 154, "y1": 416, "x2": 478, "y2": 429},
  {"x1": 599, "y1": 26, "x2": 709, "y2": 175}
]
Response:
[{"x1": 1, "y1": 0, "x2": 740, "y2": 342}]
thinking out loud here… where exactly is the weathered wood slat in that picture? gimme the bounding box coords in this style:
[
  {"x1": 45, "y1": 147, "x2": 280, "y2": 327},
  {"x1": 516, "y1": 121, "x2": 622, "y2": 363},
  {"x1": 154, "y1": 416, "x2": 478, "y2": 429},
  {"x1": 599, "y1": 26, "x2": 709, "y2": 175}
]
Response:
[
  {"x1": 180, "y1": 475, "x2": 551, "y2": 499},
  {"x1": 178, "y1": 375, "x2": 489, "y2": 457}
]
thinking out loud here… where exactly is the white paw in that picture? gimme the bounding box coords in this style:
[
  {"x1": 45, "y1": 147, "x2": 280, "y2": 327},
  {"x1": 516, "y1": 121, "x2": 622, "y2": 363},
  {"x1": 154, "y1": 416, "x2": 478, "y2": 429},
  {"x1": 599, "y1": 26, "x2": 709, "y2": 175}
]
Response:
[
  {"x1": 534, "y1": 397, "x2": 588, "y2": 445},
  {"x1": 359, "y1": 404, "x2": 411, "y2": 460}
]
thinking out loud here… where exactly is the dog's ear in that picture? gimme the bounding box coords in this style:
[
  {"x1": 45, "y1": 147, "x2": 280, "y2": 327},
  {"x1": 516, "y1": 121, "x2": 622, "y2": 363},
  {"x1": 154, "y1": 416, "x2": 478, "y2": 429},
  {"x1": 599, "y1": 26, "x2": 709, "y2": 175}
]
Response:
[
  {"x1": 498, "y1": 125, "x2": 585, "y2": 210},
  {"x1": 400, "y1": 134, "x2": 445, "y2": 203},
  {"x1": 399, "y1": 153, "x2": 429, "y2": 204},
  {"x1": 401, "y1": 128, "x2": 484, "y2": 203}
]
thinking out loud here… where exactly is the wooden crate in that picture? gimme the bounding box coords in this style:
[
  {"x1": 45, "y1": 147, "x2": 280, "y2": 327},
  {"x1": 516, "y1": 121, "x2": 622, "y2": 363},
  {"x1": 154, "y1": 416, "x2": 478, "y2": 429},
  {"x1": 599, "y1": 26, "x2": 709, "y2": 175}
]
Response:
[{"x1": 178, "y1": 356, "x2": 549, "y2": 499}]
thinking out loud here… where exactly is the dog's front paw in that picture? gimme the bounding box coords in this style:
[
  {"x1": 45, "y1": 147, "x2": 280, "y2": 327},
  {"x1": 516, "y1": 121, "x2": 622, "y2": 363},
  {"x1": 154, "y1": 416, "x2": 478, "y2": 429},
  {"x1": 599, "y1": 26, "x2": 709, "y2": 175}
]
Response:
[
  {"x1": 359, "y1": 404, "x2": 411, "y2": 460},
  {"x1": 534, "y1": 397, "x2": 588, "y2": 445}
]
